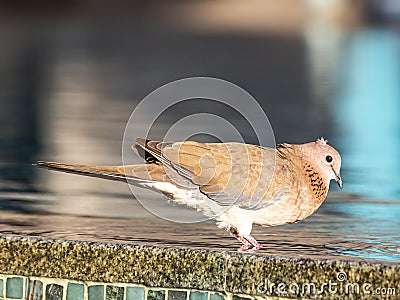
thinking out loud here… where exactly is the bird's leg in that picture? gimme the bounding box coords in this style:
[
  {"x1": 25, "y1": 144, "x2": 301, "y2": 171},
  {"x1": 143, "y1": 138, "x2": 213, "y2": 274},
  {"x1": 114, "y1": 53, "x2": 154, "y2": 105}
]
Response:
[
  {"x1": 244, "y1": 234, "x2": 261, "y2": 251},
  {"x1": 230, "y1": 228, "x2": 251, "y2": 251}
]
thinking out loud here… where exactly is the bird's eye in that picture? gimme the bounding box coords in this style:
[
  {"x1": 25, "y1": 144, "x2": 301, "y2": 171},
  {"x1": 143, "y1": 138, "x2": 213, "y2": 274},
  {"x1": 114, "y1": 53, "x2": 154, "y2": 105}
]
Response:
[{"x1": 326, "y1": 155, "x2": 333, "y2": 163}]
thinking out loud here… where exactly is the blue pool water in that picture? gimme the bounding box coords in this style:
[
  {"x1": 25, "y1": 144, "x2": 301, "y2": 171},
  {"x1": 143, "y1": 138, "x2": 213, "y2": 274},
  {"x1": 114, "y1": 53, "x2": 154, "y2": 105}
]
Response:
[{"x1": 335, "y1": 29, "x2": 400, "y2": 201}]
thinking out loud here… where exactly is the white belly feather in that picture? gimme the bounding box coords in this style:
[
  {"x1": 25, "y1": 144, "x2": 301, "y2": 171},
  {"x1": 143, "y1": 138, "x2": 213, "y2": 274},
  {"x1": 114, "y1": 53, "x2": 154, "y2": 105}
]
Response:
[{"x1": 143, "y1": 181, "x2": 255, "y2": 236}]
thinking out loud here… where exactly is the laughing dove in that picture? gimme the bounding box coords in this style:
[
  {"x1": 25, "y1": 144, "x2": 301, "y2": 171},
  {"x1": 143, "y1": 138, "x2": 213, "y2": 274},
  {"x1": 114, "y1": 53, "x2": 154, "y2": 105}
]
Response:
[{"x1": 37, "y1": 137, "x2": 342, "y2": 251}]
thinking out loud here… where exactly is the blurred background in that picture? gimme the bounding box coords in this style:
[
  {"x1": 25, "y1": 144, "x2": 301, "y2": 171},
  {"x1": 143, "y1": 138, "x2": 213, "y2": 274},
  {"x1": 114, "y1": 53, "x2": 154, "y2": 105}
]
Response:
[{"x1": 0, "y1": 1, "x2": 399, "y2": 229}]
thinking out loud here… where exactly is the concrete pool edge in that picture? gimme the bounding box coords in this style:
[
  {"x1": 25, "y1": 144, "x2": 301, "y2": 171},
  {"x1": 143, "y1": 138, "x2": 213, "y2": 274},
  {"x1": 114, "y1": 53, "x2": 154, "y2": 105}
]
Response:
[{"x1": 1, "y1": 235, "x2": 398, "y2": 299}]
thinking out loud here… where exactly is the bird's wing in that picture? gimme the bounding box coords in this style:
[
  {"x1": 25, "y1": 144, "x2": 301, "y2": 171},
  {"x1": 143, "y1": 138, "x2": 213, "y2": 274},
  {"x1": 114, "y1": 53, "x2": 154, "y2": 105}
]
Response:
[{"x1": 134, "y1": 138, "x2": 281, "y2": 209}]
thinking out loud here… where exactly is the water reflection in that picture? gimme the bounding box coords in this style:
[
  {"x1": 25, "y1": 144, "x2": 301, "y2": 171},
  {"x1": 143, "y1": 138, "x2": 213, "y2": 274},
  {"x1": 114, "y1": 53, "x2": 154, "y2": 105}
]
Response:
[{"x1": 0, "y1": 199, "x2": 399, "y2": 263}]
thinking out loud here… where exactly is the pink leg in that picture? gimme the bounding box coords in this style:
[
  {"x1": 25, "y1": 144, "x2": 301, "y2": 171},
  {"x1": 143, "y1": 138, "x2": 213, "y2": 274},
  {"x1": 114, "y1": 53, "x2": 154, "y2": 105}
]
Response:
[
  {"x1": 230, "y1": 228, "x2": 251, "y2": 251},
  {"x1": 244, "y1": 234, "x2": 261, "y2": 251}
]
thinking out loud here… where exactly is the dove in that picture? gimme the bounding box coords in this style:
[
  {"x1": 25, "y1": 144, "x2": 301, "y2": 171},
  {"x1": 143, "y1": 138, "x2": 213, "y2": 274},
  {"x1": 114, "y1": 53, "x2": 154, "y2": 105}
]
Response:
[{"x1": 36, "y1": 137, "x2": 342, "y2": 252}]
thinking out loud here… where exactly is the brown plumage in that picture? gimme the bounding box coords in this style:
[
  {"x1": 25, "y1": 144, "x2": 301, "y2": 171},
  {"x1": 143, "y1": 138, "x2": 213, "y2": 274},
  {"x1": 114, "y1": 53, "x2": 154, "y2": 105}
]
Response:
[{"x1": 36, "y1": 137, "x2": 342, "y2": 251}]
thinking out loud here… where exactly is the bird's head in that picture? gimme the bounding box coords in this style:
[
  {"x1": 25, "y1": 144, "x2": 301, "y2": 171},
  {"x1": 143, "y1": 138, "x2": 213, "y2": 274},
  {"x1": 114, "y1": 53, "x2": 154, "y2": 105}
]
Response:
[{"x1": 298, "y1": 137, "x2": 342, "y2": 189}]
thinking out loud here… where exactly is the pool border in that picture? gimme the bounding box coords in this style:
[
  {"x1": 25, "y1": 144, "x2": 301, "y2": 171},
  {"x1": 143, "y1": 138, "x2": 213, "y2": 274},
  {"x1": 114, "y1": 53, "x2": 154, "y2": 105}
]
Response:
[{"x1": 0, "y1": 235, "x2": 398, "y2": 299}]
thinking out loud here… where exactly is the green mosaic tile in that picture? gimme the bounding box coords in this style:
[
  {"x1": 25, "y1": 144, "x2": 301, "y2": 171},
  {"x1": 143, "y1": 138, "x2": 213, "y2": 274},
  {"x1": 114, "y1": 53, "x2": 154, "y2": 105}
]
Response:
[
  {"x1": 106, "y1": 286, "x2": 124, "y2": 300},
  {"x1": 148, "y1": 289, "x2": 166, "y2": 300},
  {"x1": 0, "y1": 279, "x2": 3, "y2": 297},
  {"x1": 126, "y1": 286, "x2": 145, "y2": 300},
  {"x1": 67, "y1": 283, "x2": 84, "y2": 300},
  {"x1": 27, "y1": 280, "x2": 43, "y2": 300},
  {"x1": 168, "y1": 290, "x2": 187, "y2": 300},
  {"x1": 189, "y1": 291, "x2": 208, "y2": 300},
  {"x1": 232, "y1": 296, "x2": 251, "y2": 300},
  {"x1": 46, "y1": 284, "x2": 63, "y2": 300},
  {"x1": 210, "y1": 293, "x2": 225, "y2": 300},
  {"x1": 6, "y1": 277, "x2": 24, "y2": 299},
  {"x1": 88, "y1": 285, "x2": 104, "y2": 300}
]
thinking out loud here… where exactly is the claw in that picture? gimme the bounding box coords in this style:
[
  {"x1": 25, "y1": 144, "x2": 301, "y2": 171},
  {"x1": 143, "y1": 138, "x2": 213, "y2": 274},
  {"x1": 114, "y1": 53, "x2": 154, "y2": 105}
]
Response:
[{"x1": 238, "y1": 244, "x2": 251, "y2": 252}]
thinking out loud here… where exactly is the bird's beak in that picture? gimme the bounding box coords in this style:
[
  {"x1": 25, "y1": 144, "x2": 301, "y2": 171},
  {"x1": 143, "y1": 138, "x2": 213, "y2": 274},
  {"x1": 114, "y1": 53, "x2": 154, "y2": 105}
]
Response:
[{"x1": 332, "y1": 166, "x2": 342, "y2": 190}]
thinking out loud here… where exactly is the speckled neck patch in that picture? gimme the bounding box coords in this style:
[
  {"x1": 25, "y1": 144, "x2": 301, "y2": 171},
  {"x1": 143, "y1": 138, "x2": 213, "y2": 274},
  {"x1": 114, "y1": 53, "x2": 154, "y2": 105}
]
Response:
[{"x1": 303, "y1": 162, "x2": 328, "y2": 203}]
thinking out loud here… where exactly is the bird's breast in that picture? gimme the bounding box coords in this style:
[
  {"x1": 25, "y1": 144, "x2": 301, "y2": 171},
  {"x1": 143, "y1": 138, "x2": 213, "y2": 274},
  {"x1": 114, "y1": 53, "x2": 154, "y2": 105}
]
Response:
[{"x1": 252, "y1": 160, "x2": 329, "y2": 226}]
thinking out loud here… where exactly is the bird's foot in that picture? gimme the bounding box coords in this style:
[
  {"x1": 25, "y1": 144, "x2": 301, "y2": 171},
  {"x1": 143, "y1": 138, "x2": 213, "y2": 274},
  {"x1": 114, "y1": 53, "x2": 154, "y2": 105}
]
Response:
[
  {"x1": 231, "y1": 229, "x2": 261, "y2": 252},
  {"x1": 237, "y1": 240, "x2": 261, "y2": 252},
  {"x1": 245, "y1": 234, "x2": 261, "y2": 250},
  {"x1": 237, "y1": 243, "x2": 261, "y2": 252},
  {"x1": 238, "y1": 244, "x2": 251, "y2": 252}
]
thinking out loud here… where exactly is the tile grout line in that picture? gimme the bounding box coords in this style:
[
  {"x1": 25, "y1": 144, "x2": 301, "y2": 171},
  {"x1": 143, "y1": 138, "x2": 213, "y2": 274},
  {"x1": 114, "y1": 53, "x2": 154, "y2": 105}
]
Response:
[
  {"x1": 123, "y1": 283, "x2": 126, "y2": 300},
  {"x1": 85, "y1": 282, "x2": 88, "y2": 300}
]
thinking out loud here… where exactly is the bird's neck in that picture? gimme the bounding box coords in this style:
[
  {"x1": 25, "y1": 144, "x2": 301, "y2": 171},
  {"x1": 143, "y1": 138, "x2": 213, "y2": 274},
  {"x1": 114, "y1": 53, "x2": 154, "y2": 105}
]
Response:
[
  {"x1": 301, "y1": 160, "x2": 329, "y2": 204},
  {"x1": 277, "y1": 143, "x2": 330, "y2": 203}
]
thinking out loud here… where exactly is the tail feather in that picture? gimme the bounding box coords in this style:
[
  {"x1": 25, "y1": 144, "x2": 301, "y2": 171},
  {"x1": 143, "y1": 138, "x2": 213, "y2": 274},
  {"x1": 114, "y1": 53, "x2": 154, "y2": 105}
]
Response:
[
  {"x1": 35, "y1": 161, "x2": 170, "y2": 185},
  {"x1": 35, "y1": 161, "x2": 128, "y2": 182}
]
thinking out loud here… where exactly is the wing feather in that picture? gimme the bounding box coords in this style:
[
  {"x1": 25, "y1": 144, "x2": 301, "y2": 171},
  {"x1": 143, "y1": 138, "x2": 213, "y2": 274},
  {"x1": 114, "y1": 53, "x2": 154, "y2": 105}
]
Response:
[{"x1": 133, "y1": 138, "x2": 281, "y2": 209}]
